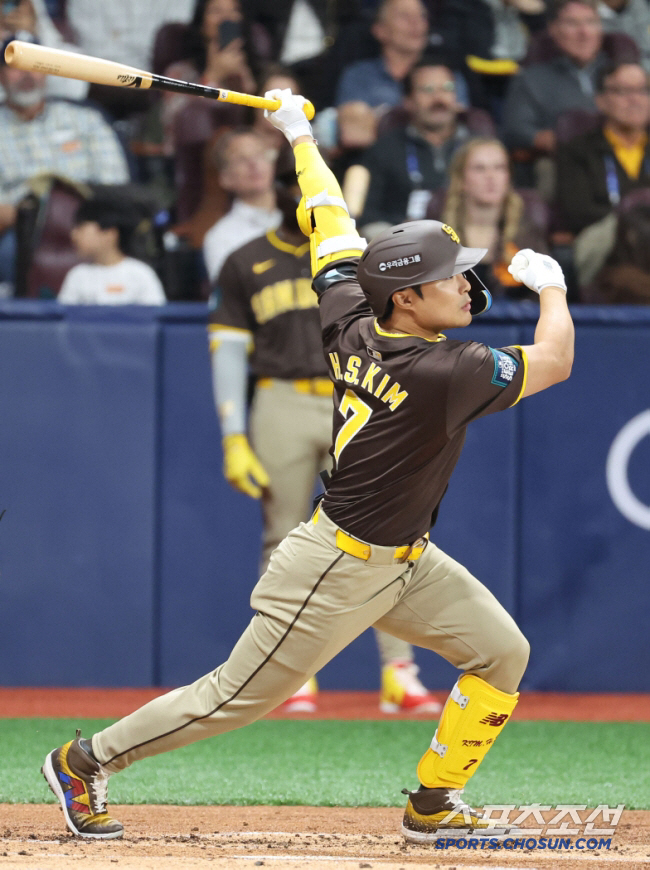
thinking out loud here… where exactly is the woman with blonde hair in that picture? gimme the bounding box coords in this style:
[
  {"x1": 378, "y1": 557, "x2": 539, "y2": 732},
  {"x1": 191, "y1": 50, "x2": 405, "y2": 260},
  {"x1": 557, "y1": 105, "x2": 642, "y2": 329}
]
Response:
[{"x1": 441, "y1": 137, "x2": 548, "y2": 298}]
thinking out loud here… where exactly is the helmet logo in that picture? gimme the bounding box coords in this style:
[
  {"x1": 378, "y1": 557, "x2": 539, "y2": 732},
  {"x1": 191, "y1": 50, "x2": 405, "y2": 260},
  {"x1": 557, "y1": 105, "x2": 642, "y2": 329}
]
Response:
[
  {"x1": 442, "y1": 224, "x2": 460, "y2": 244},
  {"x1": 378, "y1": 253, "x2": 422, "y2": 272}
]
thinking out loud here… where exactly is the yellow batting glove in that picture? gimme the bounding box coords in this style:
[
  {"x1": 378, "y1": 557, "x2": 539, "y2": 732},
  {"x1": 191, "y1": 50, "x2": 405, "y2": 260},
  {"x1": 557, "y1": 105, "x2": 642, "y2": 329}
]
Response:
[{"x1": 222, "y1": 434, "x2": 270, "y2": 499}]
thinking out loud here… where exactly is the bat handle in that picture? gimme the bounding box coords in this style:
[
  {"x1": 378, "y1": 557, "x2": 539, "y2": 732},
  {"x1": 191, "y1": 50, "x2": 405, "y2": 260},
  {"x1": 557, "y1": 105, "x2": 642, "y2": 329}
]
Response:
[{"x1": 219, "y1": 90, "x2": 315, "y2": 121}]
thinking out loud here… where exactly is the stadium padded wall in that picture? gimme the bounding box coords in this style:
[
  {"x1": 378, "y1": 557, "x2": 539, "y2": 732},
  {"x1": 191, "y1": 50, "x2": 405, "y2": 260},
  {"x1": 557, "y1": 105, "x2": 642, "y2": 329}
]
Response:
[{"x1": 0, "y1": 302, "x2": 648, "y2": 690}]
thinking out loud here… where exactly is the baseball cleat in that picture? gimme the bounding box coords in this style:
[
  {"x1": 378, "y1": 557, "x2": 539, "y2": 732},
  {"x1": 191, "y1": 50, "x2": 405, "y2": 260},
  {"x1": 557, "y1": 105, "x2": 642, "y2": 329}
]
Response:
[
  {"x1": 281, "y1": 676, "x2": 318, "y2": 713},
  {"x1": 401, "y1": 786, "x2": 516, "y2": 843},
  {"x1": 42, "y1": 730, "x2": 123, "y2": 839},
  {"x1": 380, "y1": 662, "x2": 442, "y2": 714}
]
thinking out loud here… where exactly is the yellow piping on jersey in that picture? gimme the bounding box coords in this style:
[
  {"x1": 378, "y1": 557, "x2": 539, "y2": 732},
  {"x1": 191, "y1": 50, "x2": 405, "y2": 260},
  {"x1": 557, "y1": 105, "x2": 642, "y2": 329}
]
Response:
[
  {"x1": 509, "y1": 345, "x2": 528, "y2": 406},
  {"x1": 373, "y1": 319, "x2": 446, "y2": 343},
  {"x1": 266, "y1": 230, "x2": 310, "y2": 258}
]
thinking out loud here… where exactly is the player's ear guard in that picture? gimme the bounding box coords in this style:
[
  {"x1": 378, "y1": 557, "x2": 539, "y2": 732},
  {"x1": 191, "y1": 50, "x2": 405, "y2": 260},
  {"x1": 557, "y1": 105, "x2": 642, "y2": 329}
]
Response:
[{"x1": 466, "y1": 269, "x2": 492, "y2": 316}]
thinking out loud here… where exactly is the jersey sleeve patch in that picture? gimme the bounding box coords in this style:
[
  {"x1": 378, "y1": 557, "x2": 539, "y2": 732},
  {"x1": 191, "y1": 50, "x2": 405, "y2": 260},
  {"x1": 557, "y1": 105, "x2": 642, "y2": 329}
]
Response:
[{"x1": 489, "y1": 348, "x2": 519, "y2": 388}]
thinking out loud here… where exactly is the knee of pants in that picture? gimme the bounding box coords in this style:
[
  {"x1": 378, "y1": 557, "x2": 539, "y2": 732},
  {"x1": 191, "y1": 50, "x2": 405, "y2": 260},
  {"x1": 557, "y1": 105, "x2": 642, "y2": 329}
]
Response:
[
  {"x1": 484, "y1": 625, "x2": 530, "y2": 693},
  {"x1": 503, "y1": 628, "x2": 530, "y2": 688}
]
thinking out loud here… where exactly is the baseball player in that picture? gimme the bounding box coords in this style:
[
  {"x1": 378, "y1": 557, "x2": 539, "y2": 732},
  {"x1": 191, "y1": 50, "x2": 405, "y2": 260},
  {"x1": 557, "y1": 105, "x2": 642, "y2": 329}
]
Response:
[
  {"x1": 209, "y1": 183, "x2": 441, "y2": 715},
  {"x1": 41, "y1": 89, "x2": 574, "y2": 843}
]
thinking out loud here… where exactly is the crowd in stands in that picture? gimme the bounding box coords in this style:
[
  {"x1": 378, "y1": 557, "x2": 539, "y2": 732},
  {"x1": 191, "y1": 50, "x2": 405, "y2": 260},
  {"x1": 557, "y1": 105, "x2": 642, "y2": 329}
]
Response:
[{"x1": 1, "y1": 0, "x2": 650, "y2": 304}]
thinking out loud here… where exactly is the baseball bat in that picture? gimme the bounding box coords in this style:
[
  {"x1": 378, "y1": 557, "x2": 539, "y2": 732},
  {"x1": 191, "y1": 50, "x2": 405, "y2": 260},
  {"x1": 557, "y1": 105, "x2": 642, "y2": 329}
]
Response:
[{"x1": 4, "y1": 40, "x2": 316, "y2": 120}]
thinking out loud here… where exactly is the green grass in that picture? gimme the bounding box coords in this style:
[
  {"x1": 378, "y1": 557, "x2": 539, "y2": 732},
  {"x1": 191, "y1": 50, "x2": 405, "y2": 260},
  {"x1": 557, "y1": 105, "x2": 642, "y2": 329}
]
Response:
[{"x1": 3, "y1": 719, "x2": 649, "y2": 808}]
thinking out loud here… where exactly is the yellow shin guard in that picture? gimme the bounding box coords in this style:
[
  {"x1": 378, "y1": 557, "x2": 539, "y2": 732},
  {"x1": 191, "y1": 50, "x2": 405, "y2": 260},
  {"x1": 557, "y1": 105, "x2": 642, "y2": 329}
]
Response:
[
  {"x1": 417, "y1": 674, "x2": 519, "y2": 790},
  {"x1": 293, "y1": 142, "x2": 366, "y2": 275}
]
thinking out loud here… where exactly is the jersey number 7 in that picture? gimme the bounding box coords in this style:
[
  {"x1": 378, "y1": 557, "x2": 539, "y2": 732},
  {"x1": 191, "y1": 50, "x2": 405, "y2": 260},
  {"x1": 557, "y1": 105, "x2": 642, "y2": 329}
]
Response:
[{"x1": 333, "y1": 389, "x2": 372, "y2": 463}]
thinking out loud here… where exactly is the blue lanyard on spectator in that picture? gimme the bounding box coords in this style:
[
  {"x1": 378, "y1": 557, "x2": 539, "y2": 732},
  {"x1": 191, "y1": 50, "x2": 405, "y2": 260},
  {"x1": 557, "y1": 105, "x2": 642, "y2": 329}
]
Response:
[
  {"x1": 406, "y1": 144, "x2": 423, "y2": 187},
  {"x1": 604, "y1": 154, "x2": 650, "y2": 205},
  {"x1": 604, "y1": 156, "x2": 621, "y2": 205}
]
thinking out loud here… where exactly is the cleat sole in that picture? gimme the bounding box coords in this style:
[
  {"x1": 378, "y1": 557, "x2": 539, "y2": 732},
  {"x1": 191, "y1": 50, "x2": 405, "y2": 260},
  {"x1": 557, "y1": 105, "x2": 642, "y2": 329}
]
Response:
[{"x1": 401, "y1": 823, "x2": 523, "y2": 844}]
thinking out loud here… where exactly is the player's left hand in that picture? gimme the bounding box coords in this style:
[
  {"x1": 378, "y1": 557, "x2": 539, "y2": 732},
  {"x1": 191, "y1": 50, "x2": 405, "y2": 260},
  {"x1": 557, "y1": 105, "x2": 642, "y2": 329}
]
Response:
[
  {"x1": 264, "y1": 88, "x2": 313, "y2": 144},
  {"x1": 508, "y1": 249, "x2": 567, "y2": 294}
]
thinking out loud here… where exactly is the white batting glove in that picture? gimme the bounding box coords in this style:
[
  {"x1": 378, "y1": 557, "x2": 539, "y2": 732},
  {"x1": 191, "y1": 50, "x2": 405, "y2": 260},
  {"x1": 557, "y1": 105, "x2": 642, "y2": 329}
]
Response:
[
  {"x1": 264, "y1": 88, "x2": 313, "y2": 145},
  {"x1": 508, "y1": 248, "x2": 567, "y2": 294}
]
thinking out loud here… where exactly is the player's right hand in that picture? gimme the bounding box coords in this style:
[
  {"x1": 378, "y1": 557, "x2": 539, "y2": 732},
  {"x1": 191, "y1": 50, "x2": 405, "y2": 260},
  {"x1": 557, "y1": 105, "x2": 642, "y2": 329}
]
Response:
[
  {"x1": 222, "y1": 434, "x2": 270, "y2": 499},
  {"x1": 264, "y1": 88, "x2": 313, "y2": 144},
  {"x1": 508, "y1": 249, "x2": 567, "y2": 294}
]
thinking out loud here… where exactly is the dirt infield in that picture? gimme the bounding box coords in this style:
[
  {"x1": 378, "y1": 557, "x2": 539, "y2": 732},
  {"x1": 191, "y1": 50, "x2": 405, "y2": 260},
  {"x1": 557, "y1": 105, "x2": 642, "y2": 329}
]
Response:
[{"x1": 1, "y1": 804, "x2": 649, "y2": 870}]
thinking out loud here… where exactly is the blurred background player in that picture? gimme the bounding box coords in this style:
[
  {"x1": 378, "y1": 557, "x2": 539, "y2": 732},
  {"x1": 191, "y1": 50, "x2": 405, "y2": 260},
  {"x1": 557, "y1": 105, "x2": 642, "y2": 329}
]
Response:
[
  {"x1": 58, "y1": 197, "x2": 166, "y2": 305},
  {"x1": 208, "y1": 179, "x2": 442, "y2": 714}
]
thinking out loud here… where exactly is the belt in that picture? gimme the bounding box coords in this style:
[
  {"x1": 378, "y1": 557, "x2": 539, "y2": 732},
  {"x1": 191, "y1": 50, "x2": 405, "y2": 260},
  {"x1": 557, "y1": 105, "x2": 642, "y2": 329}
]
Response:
[
  {"x1": 257, "y1": 377, "x2": 333, "y2": 398},
  {"x1": 313, "y1": 505, "x2": 428, "y2": 564}
]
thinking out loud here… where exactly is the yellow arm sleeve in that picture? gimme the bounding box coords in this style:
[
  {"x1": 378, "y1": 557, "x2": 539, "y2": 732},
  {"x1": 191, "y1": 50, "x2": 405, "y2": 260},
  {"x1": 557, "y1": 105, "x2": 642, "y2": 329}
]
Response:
[{"x1": 293, "y1": 141, "x2": 367, "y2": 277}]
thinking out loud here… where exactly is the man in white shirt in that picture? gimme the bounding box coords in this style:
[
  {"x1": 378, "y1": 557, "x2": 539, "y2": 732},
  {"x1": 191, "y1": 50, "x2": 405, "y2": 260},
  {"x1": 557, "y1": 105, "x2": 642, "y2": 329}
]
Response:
[
  {"x1": 202, "y1": 129, "x2": 281, "y2": 284},
  {"x1": 66, "y1": 0, "x2": 196, "y2": 71},
  {"x1": 58, "y1": 198, "x2": 166, "y2": 305}
]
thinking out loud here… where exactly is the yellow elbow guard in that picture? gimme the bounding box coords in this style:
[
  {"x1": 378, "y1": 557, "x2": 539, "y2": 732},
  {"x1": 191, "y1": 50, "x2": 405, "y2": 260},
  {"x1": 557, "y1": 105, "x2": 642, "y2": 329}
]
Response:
[
  {"x1": 417, "y1": 674, "x2": 519, "y2": 790},
  {"x1": 294, "y1": 141, "x2": 366, "y2": 274}
]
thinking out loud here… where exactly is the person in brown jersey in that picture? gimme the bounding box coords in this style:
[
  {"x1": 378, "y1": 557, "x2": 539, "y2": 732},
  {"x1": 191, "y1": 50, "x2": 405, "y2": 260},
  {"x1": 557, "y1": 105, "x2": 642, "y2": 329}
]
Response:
[
  {"x1": 209, "y1": 184, "x2": 442, "y2": 715},
  {"x1": 40, "y1": 90, "x2": 574, "y2": 844}
]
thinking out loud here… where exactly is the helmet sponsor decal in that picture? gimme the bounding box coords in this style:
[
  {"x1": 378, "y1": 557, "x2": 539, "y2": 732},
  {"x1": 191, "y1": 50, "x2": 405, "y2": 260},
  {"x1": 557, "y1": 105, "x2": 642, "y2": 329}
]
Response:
[
  {"x1": 442, "y1": 224, "x2": 460, "y2": 244},
  {"x1": 378, "y1": 254, "x2": 422, "y2": 272}
]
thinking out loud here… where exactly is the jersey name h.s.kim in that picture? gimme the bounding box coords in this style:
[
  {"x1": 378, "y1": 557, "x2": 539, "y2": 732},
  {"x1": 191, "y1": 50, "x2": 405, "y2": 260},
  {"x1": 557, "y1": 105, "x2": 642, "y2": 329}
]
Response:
[{"x1": 314, "y1": 260, "x2": 527, "y2": 547}]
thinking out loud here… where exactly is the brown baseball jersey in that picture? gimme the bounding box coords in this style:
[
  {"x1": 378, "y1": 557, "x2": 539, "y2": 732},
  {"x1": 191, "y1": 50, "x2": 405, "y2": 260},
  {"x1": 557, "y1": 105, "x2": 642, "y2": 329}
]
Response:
[
  {"x1": 313, "y1": 260, "x2": 527, "y2": 546},
  {"x1": 209, "y1": 230, "x2": 329, "y2": 379}
]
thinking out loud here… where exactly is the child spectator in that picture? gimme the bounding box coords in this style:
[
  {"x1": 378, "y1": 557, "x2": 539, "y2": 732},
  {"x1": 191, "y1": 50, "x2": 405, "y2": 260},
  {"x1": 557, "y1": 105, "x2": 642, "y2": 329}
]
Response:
[{"x1": 58, "y1": 199, "x2": 166, "y2": 305}]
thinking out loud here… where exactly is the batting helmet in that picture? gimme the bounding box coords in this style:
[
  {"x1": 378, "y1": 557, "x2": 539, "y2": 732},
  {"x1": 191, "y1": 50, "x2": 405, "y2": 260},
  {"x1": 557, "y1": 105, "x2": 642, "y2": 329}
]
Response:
[{"x1": 356, "y1": 220, "x2": 492, "y2": 317}]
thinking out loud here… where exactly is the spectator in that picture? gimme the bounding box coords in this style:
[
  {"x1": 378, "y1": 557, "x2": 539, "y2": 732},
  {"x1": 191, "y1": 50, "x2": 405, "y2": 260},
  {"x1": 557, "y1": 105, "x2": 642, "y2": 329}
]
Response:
[
  {"x1": 588, "y1": 199, "x2": 650, "y2": 302},
  {"x1": 161, "y1": 0, "x2": 257, "y2": 153},
  {"x1": 599, "y1": 0, "x2": 650, "y2": 72},
  {"x1": 556, "y1": 61, "x2": 650, "y2": 234},
  {"x1": 555, "y1": 61, "x2": 650, "y2": 287},
  {"x1": 0, "y1": 0, "x2": 88, "y2": 100},
  {"x1": 357, "y1": 58, "x2": 473, "y2": 233},
  {"x1": 58, "y1": 198, "x2": 166, "y2": 305},
  {"x1": 437, "y1": 0, "x2": 545, "y2": 114},
  {"x1": 502, "y1": 0, "x2": 609, "y2": 156},
  {"x1": 440, "y1": 0, "x2": 543, "y2": 72},
  {"x1": 202, "y1": 129, "x2": 281, "y2": 283},
  {"x1": 0, "y1": 38, "x2": 130, "y2": 292},
  {"x1": 335, "y1": 0, "x2": 431, "y2": 110},
  {"x1": 66, "y1": 0, "x2": 196, "y2": 71},
  {"x1": 241, "y1": 0, "x2": 370, "y2": 108},
  {"x1": 440, "y1": 137, "x2": 545, "y2": 297}
]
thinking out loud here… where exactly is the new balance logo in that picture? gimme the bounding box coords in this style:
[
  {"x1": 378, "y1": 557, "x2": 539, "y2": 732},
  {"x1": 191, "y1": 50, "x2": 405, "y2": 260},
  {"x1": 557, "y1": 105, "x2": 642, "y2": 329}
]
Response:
[{"x1": 480, "y1": 712, "x2": 510, "y2": 726}]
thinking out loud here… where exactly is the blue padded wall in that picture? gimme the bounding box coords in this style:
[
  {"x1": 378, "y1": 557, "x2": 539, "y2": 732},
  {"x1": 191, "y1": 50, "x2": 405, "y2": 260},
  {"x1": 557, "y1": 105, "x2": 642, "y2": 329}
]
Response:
[{"x1": 1, "y1": 303, "x2": 649, "y2": 689}]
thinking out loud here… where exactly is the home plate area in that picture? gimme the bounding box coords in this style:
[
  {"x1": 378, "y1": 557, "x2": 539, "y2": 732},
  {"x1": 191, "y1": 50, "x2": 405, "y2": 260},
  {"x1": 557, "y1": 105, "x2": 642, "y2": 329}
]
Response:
[{"x1": 1, "y1": 805, "x2": 649, "y2": 870}]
